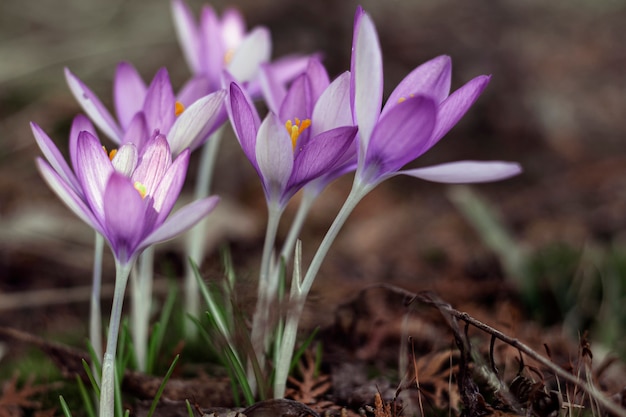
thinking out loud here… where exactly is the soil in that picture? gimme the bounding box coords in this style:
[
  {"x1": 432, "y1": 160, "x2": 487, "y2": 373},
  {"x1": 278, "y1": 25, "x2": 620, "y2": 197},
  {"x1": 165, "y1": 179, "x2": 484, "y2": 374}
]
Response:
[{"x1": 2, "y1": 0, "x2": 626, "y2": 416}]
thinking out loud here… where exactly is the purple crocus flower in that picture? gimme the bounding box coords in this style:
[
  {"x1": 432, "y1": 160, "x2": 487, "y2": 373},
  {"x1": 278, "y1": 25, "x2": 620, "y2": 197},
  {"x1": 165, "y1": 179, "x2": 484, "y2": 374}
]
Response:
[
  {"x1": 350, "y1": 6, "x2": 521, "y2": 187},
  {"x1": 227, "y1": 60, "x2": 358, "y2": 209},
  {"x1": 65, "y1": 63, "x2": 226, "y2": 156},
  {"x1": 171, "y1": 0, "x2": 311, "y2": 98},
  {"x1": 32, "y1": 116, "x2": 219, "y2": 265}
]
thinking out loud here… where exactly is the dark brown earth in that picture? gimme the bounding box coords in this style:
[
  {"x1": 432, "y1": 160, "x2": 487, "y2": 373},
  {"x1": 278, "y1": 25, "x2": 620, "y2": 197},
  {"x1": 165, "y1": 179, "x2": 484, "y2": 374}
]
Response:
[{"x1": 2, "y1": 1, "x2": 626, "y2": 416}]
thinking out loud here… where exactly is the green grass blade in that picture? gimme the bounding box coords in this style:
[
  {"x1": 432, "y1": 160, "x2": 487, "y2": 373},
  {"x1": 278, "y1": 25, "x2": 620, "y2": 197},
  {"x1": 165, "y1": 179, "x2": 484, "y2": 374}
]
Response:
[
  {"x1": 76, "y1": 375, "x2": 96, "y2": 417},
  {"x1": 145, "y1": 355, "x2": 180, "y2": 417},
  {"x1": 59, "y1": 395, "x2": 73, "y2": 417},
  {"x1": 81, "y1": 359, "x2": 100, "y2": 396}
]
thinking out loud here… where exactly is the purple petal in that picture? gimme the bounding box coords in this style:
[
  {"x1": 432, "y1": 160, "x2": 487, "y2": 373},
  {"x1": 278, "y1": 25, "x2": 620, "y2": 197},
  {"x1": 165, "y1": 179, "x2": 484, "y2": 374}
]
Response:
[
  {"x1": 228, "y1": 82, "x2": 260, "y2": 166},
  {"x1": 429, "y1": 75, "x2": 491, "y2": 147},
  {"x1": 103, "y1": 172, "x2": 147, "y2": 263},
  {"x1": 364, "y1": 96, "x2": 436, "y2": 179},
  {"x1": 311, "y1": 72, "x2": 352, "y2": 136},
  {"x1": 351, "y1": 9, "x2": 383, "y2": 148},
  {"x1": 132, "y1": 135, "x2": 172, "y2": 198},
  {"x1": 114, "y1": 62, "x2": 147, "y2": 131},
  {"x1": 401, "y1": 161, "x2": 522, "y2": 183},
  {"x1": 255, "y1": 113, "x2": 293, "y2": 201},
  {"x1": 65, "y1": 68, "x2": 122, "y2": 143},
  {"x1": 199, "y1": 4, "x2": 224, "y2": 87},
  {"x1": 220, "y1": 8, "x2": 246, "y2": 49},
  {"x1": 140, "y1": 196, "x2": 220, "y2": 250},
  {"x1": 279, "y1": 73, "x2": 311, "y2": 122},
  {"x1": 31, "y1": 122, "x2": 82, "y2": 195},
  {"x1": 177, "y1": 75, "x2": 212, "y2": 105},
  {"x1": 383, "y1": 55, "x2": 452, "y2": 117},
  {"x1": 121, "y1": 112, "x2": 149, "y2": 151},
  {"x1": 111, "y1": 143, "x2": 138, "y2": 177},
  {"x1": 171, "y1": 0, "x2": 202, "y2": 74},
  {"x1": 70, "y1": 114, "x2": 97, "y2": 172},
  {"x1": 304, "y1": 58, "x2": 330, "y2": 103},
  {"x1": 142, "y1": 68, "x2": 177, "y2": 135},
  {"x1": 151, "y1": 149, "x2": 190, "y2": 226},
  {"x1": 228, "y1": 27, "x2": 271, "y2": 82},
  {"x1": 288, "y1": 126, "x2": 357, "y2": 195},
  {"x1": 76, "y1": 131, "x2": 115, "y2": 221},
  {"x1": 168, "y1": 89, "x2": 227, "y2": 155},
  {"x1": 246, "y1": 54, "x2": 313, "y2": 98},
  {"x1": 259, "y1": 63, "x2": 286, "y2": 115},
  {"x1": 36, "y1": 158, "x2": 104, "y2": 235}
]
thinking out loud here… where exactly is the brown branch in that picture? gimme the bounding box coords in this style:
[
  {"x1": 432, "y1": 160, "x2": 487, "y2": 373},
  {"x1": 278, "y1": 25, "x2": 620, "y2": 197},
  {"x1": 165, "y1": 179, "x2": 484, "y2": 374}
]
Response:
[{"x1": 409, "y1": 292, "x2": 626, "y2": 417}]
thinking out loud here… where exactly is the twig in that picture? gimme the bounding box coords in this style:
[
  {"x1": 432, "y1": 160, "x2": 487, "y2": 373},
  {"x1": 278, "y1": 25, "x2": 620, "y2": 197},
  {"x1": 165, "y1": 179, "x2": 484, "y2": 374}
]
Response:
[{"x1": 409, "y1": 292, "x2": 626, "y2": 417}]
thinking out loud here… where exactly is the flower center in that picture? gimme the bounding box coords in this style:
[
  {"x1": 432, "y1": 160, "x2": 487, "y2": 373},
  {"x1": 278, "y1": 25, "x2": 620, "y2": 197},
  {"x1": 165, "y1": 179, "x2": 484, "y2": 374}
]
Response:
[
  {"x1": 284, "y1": 118, "x2": 311, "y2": 150},
  {"x1": 102, "y1": 146, "x2": 118, "y2": 160},
  {"x1": 175, "y1": 101, "x2": 185, "y2": 117},
  {"x1": 133, "y1": 181, "x2": 147, "y2": 199}
]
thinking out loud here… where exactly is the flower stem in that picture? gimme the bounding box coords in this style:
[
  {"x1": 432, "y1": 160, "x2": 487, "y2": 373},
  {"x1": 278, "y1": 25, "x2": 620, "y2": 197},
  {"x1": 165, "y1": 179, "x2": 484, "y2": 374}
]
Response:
[
  {"x1": 183, "y1": 126, "x2": 225, "y2": 336},
  {"x1": 248, "y1": 202, "x2": 283, "y2": 394},
  {"x1": 272, "y1": 179, "x2": 371, "y2": 398},
  {"x1": 131, "y1": 246, "x2": 154, "y2": 372},
  {"x1": 90, "y1": 233, "x2": 104, "y2": 371},
  {"x1": 279, "y1": 190, "x2": 316, "y2": 267},
  {"x1": 99, "y1": 260, "x2": 133, "y2": 417}
]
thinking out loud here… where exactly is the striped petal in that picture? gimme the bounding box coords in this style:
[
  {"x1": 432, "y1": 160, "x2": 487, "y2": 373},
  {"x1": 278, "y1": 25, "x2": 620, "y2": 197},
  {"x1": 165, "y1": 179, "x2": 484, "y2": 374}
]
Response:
[
  {"x1": 142, "y1": 68, "x2": 177, "y2": 135},
  {"x1": 75, "y1": 131, "x2": 115, "y2": 221},
  {"x1": 171, "y1": 0, "x2": 202, "y2": 74},
  {"x1": 114, "y1": 62, "x2": 147, "y2": 130},
  {"x1": 311, "y1": 72, "x2": 352, "y2": 136},
  {"x1": 255, "y1": 113, "x2": 293, "y2": 202},
  {"x1": 228, "y1": 27, "x2": 271, "y2": 82},
  {"x1": 228, "y1": 82, "x2": 260, "y2": 167}
]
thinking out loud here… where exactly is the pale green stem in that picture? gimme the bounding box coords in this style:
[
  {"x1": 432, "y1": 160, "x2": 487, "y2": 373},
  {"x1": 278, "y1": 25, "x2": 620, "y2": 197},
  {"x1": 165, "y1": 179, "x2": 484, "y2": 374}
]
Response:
[
  {"x1": 279, "y1": 190, "x2": 316, "y2": 267},
  {"x1": 90, "y1": 233, "x2": 104, "y2": 372},
  {"x1": 131, "y1": 246, "x2": 154, "y2": 372},
  {"x1": 272, "y1": 179, "x2": 372, "y2": 398},
  {"x1": 99, "y1": 260, "x2": 133, "y2": 417},
  {"x1": 183, "y1": 126, "x2": 225, "y2": 336},
  {"x1": 247, "y1": 202, "x2": 283, "y2": 394}
]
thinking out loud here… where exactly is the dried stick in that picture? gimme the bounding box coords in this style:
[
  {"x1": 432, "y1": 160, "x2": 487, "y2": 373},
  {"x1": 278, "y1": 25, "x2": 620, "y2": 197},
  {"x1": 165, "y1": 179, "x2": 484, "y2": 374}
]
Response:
[{"x1": 410, "y1": 292, "x2": 626, "y2": 417}]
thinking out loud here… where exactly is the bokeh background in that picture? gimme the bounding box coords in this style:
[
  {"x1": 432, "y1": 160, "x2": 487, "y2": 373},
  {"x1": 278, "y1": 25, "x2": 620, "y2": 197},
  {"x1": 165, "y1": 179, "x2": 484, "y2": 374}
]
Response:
[{"x1": 2, "y1": 0, "x2": 626, "y2": 359}]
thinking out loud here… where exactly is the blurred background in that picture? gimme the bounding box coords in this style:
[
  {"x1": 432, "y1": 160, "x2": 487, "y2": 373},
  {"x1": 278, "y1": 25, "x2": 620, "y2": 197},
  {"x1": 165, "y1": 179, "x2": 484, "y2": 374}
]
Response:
[{"x1": 2, "y1": 0, "x2": 626, "y2": 359}]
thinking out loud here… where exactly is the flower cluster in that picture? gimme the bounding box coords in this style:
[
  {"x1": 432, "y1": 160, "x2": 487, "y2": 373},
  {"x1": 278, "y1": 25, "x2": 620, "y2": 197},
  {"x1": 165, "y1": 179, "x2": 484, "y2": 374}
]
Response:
[{"x1": 30, "y1": 0, "x2": 522, "y2": 411}]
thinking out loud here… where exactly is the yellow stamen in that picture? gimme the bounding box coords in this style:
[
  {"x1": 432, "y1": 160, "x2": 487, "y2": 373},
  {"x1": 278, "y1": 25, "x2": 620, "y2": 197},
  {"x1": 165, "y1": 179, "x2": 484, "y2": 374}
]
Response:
[
  {"x1": 175, "y1": 101, "x2": 185, "y2": 117},
  {"x1": 103, "y1": 146, "x2": 118, "y2": 161},
  {"x1": 284, "y1": 118, "x2": 311, "y2": 150},
  {"x1": 224, "y1": 48, "x2": 235, "y2": 65},
  {"x1": 134, "y1": 181, "x2": 147, "y2": 199},
  {"x1": 397, "y1": 93, "x2": 415, "y2": 104}
]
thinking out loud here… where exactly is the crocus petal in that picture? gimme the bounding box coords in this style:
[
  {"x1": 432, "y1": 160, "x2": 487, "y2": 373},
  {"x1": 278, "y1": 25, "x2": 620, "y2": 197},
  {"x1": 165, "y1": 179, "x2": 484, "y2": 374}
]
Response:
[
  {"x1": 259, "y1": 63, "x2": 286, "y2": 115},
  {"x1": 121, "y1": 112, "x2": 149, "y2": 150},
  {"x1": 31, "y1": 122, "x2": 82, "y2": 194},
  {"x1": 36, "y1": 158, "x2": 104, "y2": 235},
  {"x1": 140, "y1": 196, "x2": 220, "y2": 250},
  {"x1": 383, "y1": 55, "x2": 452, "y2": 116},
  {"x1": 114, "y1": 62, "x2": 147, "y2": 130},
  {"x1": 70, "y1": 114, "x2": 97, "y2": 172},
  {"x1": 142, "y1": 68, "x2": 177, "y2": 135},
  {"x1": 177, "y1": 76, "x2": 212, "y2": 105},
  {"x1": 228, "y1": 82, "x2": 261, "y2": 166},
  {"x1": 279, "y1": 73, "x2": 311, "y2": 122},
  {"x1": 221, "y1": 8, "x2": 246, "y2": 49},
  {"x1": 168, "y1": 89, "x2": 227, "y2": 155},
  {"x1": 401, "y1": 161, "x2": 522, "y2": 183},
  {"x1": 132, "y1": 135, "x2": 172, "y2": 197},
  {"x1": 364, "y1": 96, "x2": 436, "y2": 180},
  {"x1": 228, "y1": 27, "x2": 271, "y2": 82},
  {"x1": 288, "y1": 126, "x2": 357, "y2": 195},
  {"x1": 76, "y1": 131, "x2": 115, "y2": 221},
  {"x1": 103, "y1": 172, "x2": 147, "y2": 263},
  {"x1": 255, "y1": 113, "x2": 294, "y2": 201},
  {"x1": 151, "y1": 149, "x2": 190, "y2": 226},
  {"x1": 65, "y1": 68, "x2": 123, "y2": 143},
  {"x1": 429, "y1": 75, "x2": 491, "y2": 147},
  {"x1": 350, "y1": 8, "x2": 383, "y2": 147},
  {"x1": 311, "y1": 72, "x2": 352, "y2": 136},
  {"x1": 171, "y1": 0, "x2": 202, "y2": 74},
  {"x1": 304, "y1": 58, "x2": 330, "y2": 103},
  {"x1": 111, "y1": 143, "x2": 138, "y2": 177},
  {"x1": 199, "y1": 4, "x2": 224, "y2": 86}
]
